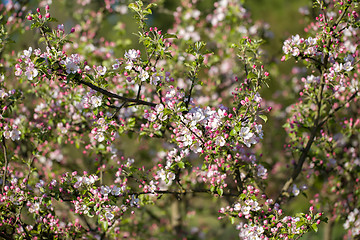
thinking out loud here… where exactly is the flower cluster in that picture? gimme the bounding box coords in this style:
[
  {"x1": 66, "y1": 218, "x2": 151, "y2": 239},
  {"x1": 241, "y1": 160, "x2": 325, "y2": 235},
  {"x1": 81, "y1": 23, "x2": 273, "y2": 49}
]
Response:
[
  {"x1": 343, "y1": 208, "x2": 360, "y2": 237},
  {"x1": 220, "y1": 186, "x2": 324, "y2": 239},
  {"x1": 2, "y1": 125, "x2": 21, "y2": 141},
  {"x1": 14, "y1": 47, "x2": 41, "y2": 80}
]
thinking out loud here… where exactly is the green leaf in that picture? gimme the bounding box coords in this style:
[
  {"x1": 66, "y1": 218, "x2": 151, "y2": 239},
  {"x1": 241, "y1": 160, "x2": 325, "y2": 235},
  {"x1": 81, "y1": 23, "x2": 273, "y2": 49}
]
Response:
[
  {"x1": 217, "y1": 188, "x2": 223, "y2": 196},
  {"x1": 34, "y1": 57, "x2": 45, "y2": 65},
  {"x1": 258, "y1": 115, "x2": 268, "y2": 123},
  {"x1": 247, "y1": 72, "x2": 257, "y2": 79},
  {"x1": 195, "y1": 41, "x2": 206, "y2": 52},
  {"x1": 47, "y1": 17, "x2": 58, "y2": 22},
  {"x1": 31, "y1": 22, "x2": 42, "y2": 30},
  {"x1": 163, "y1": 33, "x2": 177, "y2": 39},
  {"x1": 136, "y1": 0, "x2": 143, "y2": 7},
  {"x1": 98, "y1": 144, "x2": 105, "y2": 151},
  {"x1": 155, "y1": 130, "x2": 163, "y2": 137},
  {"x1": 145, "y1": 3, "x2": 157, "y2": 9},
  {"x1": 101, "y1": 220, "x2": 108, "y2": 231},
  {"x1": 117, "y1": 126, "x2": 124, "y2": 135},
  {"x1": 144, "y1": 9, "x2": 152, "y2": 15},
  {"x1": 128, "y1": 118, "x2": 136, "y2": 128},
  {"x1": 201, "y1": 164, "x2": 207, "y2": 171},
  {"x1": 240, "y1": 193, "x2": 246, "y2": 199},
  {"x1": 87, "y1": 212, "x2": 94, "y2": 218},
  {"x1": 311, "y1": 223, "x2": 318, "y2": 232},
  {"x1": 57, "y1": 136, "x2": 62, "y2": 145},
  {"x1": 296, "y1": 220, "x2": 305, "y2": 228},
  {"x1": 128, "y1": 3, "x2": 139, "y2": 12},
  {"x1": 230, "y1": 128, "x2": 237, "y2": 136},
  {"x1": 177, "y1": 161, "x2": 185, "y2": 169}
]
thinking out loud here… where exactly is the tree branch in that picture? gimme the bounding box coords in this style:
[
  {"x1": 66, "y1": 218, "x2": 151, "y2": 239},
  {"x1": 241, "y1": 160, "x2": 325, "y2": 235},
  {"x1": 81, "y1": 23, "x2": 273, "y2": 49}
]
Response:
[
  {"x1": 319, "y1": 91, "x2": 358, "y2": 127},
  {"x1": 129, "y1": 188, "x2": 238, "y2": 197},
  {"x1": 2, "y1": 136, "x2": 8, "y2": 194},
  {"x1": 77, "y1": 79, "x2": 156, "y2": 107}
]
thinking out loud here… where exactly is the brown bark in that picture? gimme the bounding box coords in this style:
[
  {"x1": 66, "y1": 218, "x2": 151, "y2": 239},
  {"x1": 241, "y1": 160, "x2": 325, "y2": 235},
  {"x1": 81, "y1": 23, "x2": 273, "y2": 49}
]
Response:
[
  {"x1": 323, "y1": 217, "x2": 334, "y2": 240},
  {"x1": 171, "y1": 197, "x2": 182, "y2": 236}
]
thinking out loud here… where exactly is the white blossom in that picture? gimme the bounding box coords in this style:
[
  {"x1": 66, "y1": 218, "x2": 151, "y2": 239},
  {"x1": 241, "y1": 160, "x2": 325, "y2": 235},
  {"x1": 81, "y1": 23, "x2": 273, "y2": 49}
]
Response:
[
  {"x1": 25, "y1": 67, "x2": 38, "y2": 80},
  {"x1": 124, "y1": 49, "x2": 140, "y2": 61},
  {"x1": 105, "y1": 211, "x2": 114, "y2": 220},
  {"x1": 97, "y1": 65, "x2": 107, "y2": 75},
  {"x1": 100, "y1": 185, "x2": 111, "y2": 195},
  {"x1": 90, "y1": 95, "x2": 102, "y2": 107}
]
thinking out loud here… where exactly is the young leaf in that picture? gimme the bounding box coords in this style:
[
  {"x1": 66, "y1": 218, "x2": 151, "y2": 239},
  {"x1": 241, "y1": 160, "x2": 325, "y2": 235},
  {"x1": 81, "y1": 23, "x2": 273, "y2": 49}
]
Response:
[{"x1": 311, "y1": 223, "x2": 318, "y2": 232}]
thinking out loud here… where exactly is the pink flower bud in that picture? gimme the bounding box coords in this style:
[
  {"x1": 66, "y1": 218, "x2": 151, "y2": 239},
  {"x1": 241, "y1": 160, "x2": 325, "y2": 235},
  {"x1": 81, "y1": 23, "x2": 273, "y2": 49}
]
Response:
[
  {"x1": 45, "y1": 5, "x2": 50, "y2": 10},
  {"x1": 70, "y1": 27, "x2": 75, "y2": 33},
  {"x1": 36, "y1": 8, "x2": 40, "y2": 13},
  {"x1": 27, "y1": 15, "x2": 33, "y2": 20},
  {"x1": 45, "y1": 13, "x2": 50, "y2": 18},
  {"x1": 38, "y1": 14, "x2": 42, "y2": 19}
]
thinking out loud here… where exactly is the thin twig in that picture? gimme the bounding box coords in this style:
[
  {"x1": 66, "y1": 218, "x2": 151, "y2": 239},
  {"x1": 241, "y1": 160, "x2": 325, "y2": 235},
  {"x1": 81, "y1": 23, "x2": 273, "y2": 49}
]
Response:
[
  {"x1": 319, "y1": 91, "x2": 358, "y2": 127},
  {"x1": 2, "y1": 136, "x2": 8, "y2": 193},
  {"x1": 179, "y1": 118, "x2": 205, "y2": 145},
  {"x1": 136, "y1": 82, "x2": 143, "y2": 101},
  {"x1": 39, "y1": 27, "x2": 52, "y2": 49},
  {"x1": 77, "y1": 79, "x2": 156, "y2": 107},
  {"x1": 128, "y1": 189, "x2": 238, "y2": 197}
]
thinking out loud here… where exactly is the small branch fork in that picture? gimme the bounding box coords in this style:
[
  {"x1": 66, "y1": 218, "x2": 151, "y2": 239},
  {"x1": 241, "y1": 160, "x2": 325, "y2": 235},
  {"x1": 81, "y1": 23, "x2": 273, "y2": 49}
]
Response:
[
  {"x1": 77, "y1": 79, "x2": 156, "y2": 107},
  {"x1": 276, "y1": 82, "x2": 358, "y2": 204},
  {"x1": 37, "y1": 25, "x2": 157, "y2": 109}
]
